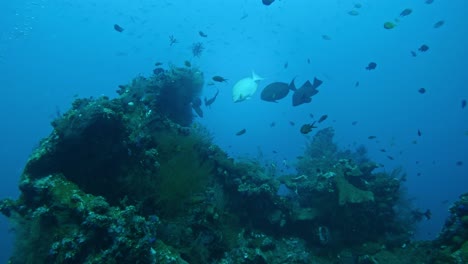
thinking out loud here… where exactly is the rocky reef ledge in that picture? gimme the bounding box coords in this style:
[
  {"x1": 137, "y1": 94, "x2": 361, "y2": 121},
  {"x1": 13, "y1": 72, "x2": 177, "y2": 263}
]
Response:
[{"x1": 1, "y1": 66, "x2": 466, "y2": 264}]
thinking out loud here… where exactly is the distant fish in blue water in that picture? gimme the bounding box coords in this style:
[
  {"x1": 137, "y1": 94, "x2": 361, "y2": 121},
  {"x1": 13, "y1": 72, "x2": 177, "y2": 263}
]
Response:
[
  {"x1": 410, "y1": 51, "x2": 417, "y2": 57},
  {"x1": 366, "y1": 62, "x2": 377, "y2": 70},
  {"x1": 114, "y1": 24, "x2": 124, "y2": 32},
  {"x1": 419, "y1": 44, "x2": 429, "y2": 52},
  {"x1": 262, "y1": 0, "x2": 275, "y2": 6},
  {"x1": 199, "y1": 31, "x2": 208, "y2": 38},
  {"x1": 418, "y1": 129, "x2": 422, "y2": 136},
  {"x1": 425, "y1": 0, "x2": 434, "y2": 4},
  {"x1": 433, "y1": 20, "x2": 445, "y2": 28},
  {"x1": 461, "y1": 99, "x2": 466, "y2": 109},
  {"x1": 418, "y1": 88, "x2": 426, "y2": 94},
  {"x1": 236, "y1": 128, "x2": 246, "y2": 136},
  {"x1": 400, "y1": 8, "x2": 413, "y2": 17},
  {"x1": 318, "y1": 114, "x2": 328, "y2": 123}
]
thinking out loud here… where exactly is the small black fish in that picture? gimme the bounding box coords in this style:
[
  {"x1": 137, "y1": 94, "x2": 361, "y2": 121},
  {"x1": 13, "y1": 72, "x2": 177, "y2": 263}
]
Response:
[
  {"x1": 433, "y1": 20, "x2": 445, "y2": 28},
  {"x1": 236, "y1": 128, "x2": 246, "y2": 136},
  {"x1": 212, "y1": 76, "x2": 228, "y2": 82},
  {"x1": 400, "y1": 8, "x2": 412, "y2": 17},
  {"x1": 322, "y1": 35, "x2": 331, "y2": 40},
  {"x1": 368, "y1": 136, "x2": 377, "y2": 139},
  {"x1": 418, "y1": 129, "x2": 422, "y2": 136},
  {"x1": 352, "y1": 121, "x2": 358, "y2": 126},
  {"x1": 380, "y1": 149, "x2": 386, "y2": 152},
  {"x1": 154, "y1": 62, "x2": 163, "y2": 66},
  {"x1": 318, "y1": 114, "x2": 328, "y2": 123},
  {"x1": 262, "y1": 0, "x2": 275, "y2": 6},
  {"x1": 284, "y1": 61, "x2": 288, "y2": 69},
  {"x1": 184, "y1": 60, "x2": 191, "y2": 67},
  {"x1": 289, "y1": 121, "x2": 295, "y2": 126},
  {"x1": 417, "y1": 172, "x2": 421, "y2": 176},
  {"x1": 387, "y1": 155, "x2": 394, "y2": 160},
  {"x1": 355, "y1": 81, "x2": 360, "y2": 87},
  {"x1": 270, "y1": 122, "x2": 276, "y2": 127},
  {"x1": 307, "y1": 58, "x2": 311, "y2": 64},
  {"x1": 300, "y1": 122, "x2": 317, "y2": 134},
  {"x1": 419, "y1": 44, "x2": 429, "y2": 52},
  {"x1": 461, "y1": 99, "x2": 466, "y2": 109},
  {"x1": 418, "y1": 88, "x2": 426, "y2": 94},
  {"x1": 114, "y1": 24, "x2": 124, "y2": 32},
  {"x1": 309, "y1": 113, "x2": 314, "y2": 118},
  {"x1": 456, "y1": 161, "x2": 464, "y2": 166},
  {"x1": 410, "y1": 51, "x2": 417, "y2": 57},
  {"x1": 425, "y1": 0, "x2": 434, "y2": 4},
  {"x1": 199, "y1": 31, "x2": 208, "y2": 37},
  {"x1": 204, "y1": 89, "x2": 219, "y2": 107},
  {"x1": 365, "y1": 62, "x2": 377, "y2": 70}
]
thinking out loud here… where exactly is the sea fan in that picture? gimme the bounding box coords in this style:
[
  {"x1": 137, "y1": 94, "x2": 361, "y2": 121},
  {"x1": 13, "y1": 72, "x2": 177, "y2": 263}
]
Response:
[{"x1": 191, "y1": 42, "x2": 204, "y2": 57}]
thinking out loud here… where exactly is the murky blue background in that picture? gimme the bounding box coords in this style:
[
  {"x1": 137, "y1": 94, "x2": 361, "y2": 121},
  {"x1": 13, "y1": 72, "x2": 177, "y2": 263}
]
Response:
[{"x1": 1, "y1": 0, "x2": 467, "y2": 262}]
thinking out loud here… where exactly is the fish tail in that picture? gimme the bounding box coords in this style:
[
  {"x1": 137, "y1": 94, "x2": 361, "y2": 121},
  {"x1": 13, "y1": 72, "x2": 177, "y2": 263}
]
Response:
[
  {"x1": 251, "y1": 71, "x2": 263, "y2": 82},
  {"x1": 312, "y1": 77, "x2": 323, "y2": 88}
]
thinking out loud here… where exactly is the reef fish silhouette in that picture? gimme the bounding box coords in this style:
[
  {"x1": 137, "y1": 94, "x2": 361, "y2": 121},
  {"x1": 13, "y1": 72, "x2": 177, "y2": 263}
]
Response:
[
  {"x1": 261, "y1": 78, "x2": 295, "y2": 102},
  {"x1": 291, "y1": 77, "x2": 323, "y2": 107},
  {"x1": 232, "y1": 71, "x2": 263, "y2": 102}
]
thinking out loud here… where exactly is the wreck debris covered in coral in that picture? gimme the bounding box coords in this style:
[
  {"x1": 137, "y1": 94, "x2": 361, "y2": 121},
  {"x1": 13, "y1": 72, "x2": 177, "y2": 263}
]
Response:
[{"x1": 0, "y1": 66, "x2": 466, "y2": 264}]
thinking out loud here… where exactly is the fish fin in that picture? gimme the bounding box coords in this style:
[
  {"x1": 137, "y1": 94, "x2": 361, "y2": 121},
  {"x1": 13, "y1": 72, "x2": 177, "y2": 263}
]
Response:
[
  {"x1": 251, "y1": 71, "x2": 263, "y2": 82},
  {"x1": 289, "y1": 77, "x2": 297, "y2": 91},
  {"x1": 312, "y1": 77, "x2": 323, "y2": 89}
]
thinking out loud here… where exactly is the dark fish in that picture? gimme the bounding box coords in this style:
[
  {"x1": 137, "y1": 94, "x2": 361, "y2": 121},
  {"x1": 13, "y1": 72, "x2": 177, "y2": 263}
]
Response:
[
  {"x1": 114, "y1": 24, "x2": 124, "y2": 32},
  {"x1": 418, "y1": 88, "x2": 426, "y2": 94},
  {"x1": 262, "y1": 0, "x2": 275, "y2": 6},
  {"x1": 199, "y1": 31, "x2": 208, "y2": 37},
  {"x1": 284, "y1": 61, "x2": 288, "y2": 69},
  {"x1": 417, "y1": 172, "x2": 421, "y2": 176},
  {"x1": 425, "y1": 0, "x2": 434, "y2": 4},
  {"x1": 169, "y1": 35, "x2": 178, "y2": 46},
  {"x1": 191, "y1": 97, "x2": 203, "y2": 118},
  {"x1": 400, "y1": 8, "x2": 413, "y2": 17},
  {"x1": 270, "y1": 122, "x2": 276, "y2": 127},
  {"x1": 184, "y1": 60, "x2": 191, "y2": 67},
  {"x1": 368, "y1": 136, "x2": 376, "y2": 139},
  {"x1": 418, "y1": 129, "x2": 422, "y2": 136},
  {"x1": 456, "y1": 161, "x2": 464, "y2": 166},
  {"x1": 322, "y1": 35, "x2": 331, "y2": 40},
  {"x1": 154, "y1": 62, "x2": 163, "y2": 66},
  {"x1": 212, "y1": 76, "x2": 228, "y2": 82},
  {"x1": 300, "y1": 122, "x2": 317, "y2": 134},
  {"x1": 433, "y1": 20, "x2": 445, "y2": 28},
  {"x1": 204, "y1": 89, "x2": 219, "y2": 107},
  {"x1": 352, "y1": 121, "x2": 358, "y2": 125},
  {"x1": 289, "y1": 121, "x2": 295, "y2": 126},
  {"x1": 272, "y1": 150, "x2": 277, "y2": 154},
  {"x1": 236, "y1": 128, "x2": 246, "y2": 136},
  {"x1": 309, "y1": 113, "x2": 314, "y2": 118},
  {"x1": 380, "y1": 149, "x2": 386, "y2": 152},
  {"x1": 387, "y1": 155, "x2": 394, "y2": 160},
  {"x1": 291, "y1": 77, "x2": 323, "y2": 106},
  {"x1": 419, "y1": 44, "x2": 429, "y2": 52},
  {"x1": 461, "y1": 99, "x2": 466, "y2": 109},
  {"x1": 365, "y1": 62, "x2": 377, "y2": 70},
  {"x1": 318, "y1": 114, "x2": 328, "y2": 123},
  {"x1": 307, "y1": 58, "x2": 311, "y2": 64},
  {"x1": 355, "y1": 81, "x2": 360, "y2": 87},
  {"x1": 261, "y1": 79, "x2": 295, "y2": 102},
  {"x1": 410, "y1": 51, "x2": 417, "y2": 57}
]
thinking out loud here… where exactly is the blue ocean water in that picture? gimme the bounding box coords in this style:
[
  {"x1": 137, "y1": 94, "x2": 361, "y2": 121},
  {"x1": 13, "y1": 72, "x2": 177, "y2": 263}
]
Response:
[{"x1": 0, "y1": 0, "x2": 466, "y2": 262}]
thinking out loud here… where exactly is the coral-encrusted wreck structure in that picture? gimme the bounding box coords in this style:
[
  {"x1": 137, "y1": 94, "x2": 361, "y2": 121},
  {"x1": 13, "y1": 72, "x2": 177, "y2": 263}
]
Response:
[{"x1": 0, "y1": 65, "x2": 467, "y2": 264}]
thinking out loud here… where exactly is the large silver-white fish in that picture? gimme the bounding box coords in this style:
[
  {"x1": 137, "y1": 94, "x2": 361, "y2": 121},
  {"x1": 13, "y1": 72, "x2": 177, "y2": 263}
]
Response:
[{"x1": 232, "y1": 71, "x2": 263, "y2": 102}]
